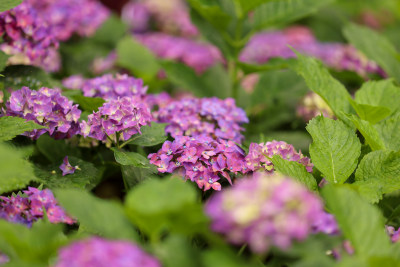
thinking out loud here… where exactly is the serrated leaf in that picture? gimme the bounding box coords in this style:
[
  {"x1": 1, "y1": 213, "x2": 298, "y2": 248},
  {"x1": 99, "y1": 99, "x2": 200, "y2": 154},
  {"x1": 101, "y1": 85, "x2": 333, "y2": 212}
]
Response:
[
  {"x1": 121, "y1": 165, "x2": 157, "y2": 188},
  {"x1": 34, "y1": 156, "x2": 101, "y2": 190},
  {"x1": 0, "y1": 116, "x2": 46, "y2": 141},
  {"x1": 349, "y1": 98, "x2": 392, "y2": 124},
  {"x1": 0, "y1": 142, "x2": 36, "y2": 194},
  {"x1": 0, "y1": 0, "x2": 22, "y2": 12},
  {"x1": 252, "y1": 0, "x2": 333, "y2": 30},
  {"x1": 36, "y1": 134, "x2": 82, "y2": 163},
  {"x1": 353, "y1": 150, "x2": 400, "y2": 203},
  {"x1": 71, "y1": 95, "x2": 105, "y2": 112},
  {"x1": 293, "y1": 52, "x2": 353, "y2": 125},
  {"x1": 55, "y1": 189, "x2": 138, "y2": 241},
  {"x1": 270, "y1": 155, "x2": 317, "y2": 190},
  {"x1": 306, "y1": 116, "x2": 361, "y2": 184},
  {"x1": 187, "y1": 0, "x2": 231, "y2": 31},
  {"x1": 377, "y1": 112, "x2": 400, "y2": 151},
  {"x1": 126, "y1": 123, "x2": 167, "y2": 147},
  {"x1": 343, "y1": 23, "x2": 400, "y2": 83},
  {"x1": 322, "y1": 185, "x2": 391, "y2": 256},
  {"x1": 111, "y1": 148, "x2": 149, "y2": 167}
]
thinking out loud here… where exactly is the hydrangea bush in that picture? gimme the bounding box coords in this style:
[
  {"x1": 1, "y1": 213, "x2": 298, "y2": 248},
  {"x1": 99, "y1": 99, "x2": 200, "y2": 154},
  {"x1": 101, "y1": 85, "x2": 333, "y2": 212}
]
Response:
[{"x1": 0, "y1": 0, "x2": 400, "y2": 266}]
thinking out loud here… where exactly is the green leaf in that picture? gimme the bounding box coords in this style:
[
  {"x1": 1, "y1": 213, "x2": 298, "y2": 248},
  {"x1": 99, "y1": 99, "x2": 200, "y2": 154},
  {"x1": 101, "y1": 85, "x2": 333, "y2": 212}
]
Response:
[
  {"x1": 55, "y1": 189, "x2": 138, "y2": 241},
  {"x1": 293, "y1": 52, "x2": 353, "y2": 125},
  {"x1": 34, "y1": 156, "x2": 101, "y2": 190},
  {"x1": 0, "y1": 50, "x2": 10, "y2": 72},
  {"x1": 71, "y1": 95, "x2": 105, "y2": 112},
  {"x1": 270, "y1": 155, "x2": 317, "y2": 190},
  {"x1": 36, "y1": 134, "x2": 82, "y2": 163},
  {"x1": 237, "y1": 58, "x2": 295, "y2": 75},
  {"x1": 322, "y1": 185, "x2": 391, "y2": 256},
  {"x1": 252, "y1": 0, "x2": 334, "y2": 30},
  {"x1": 306, "y1": 116, "x2": 361, "y2": 184},
  {"x1": 344, "y1": 113, "x2": 386, "y2": 151},
  {"x1": 236, "y1": 0, "x2": 274, "y2": 15},
  {"x1": 0, "y1": 0, "x2": 22, "y2": 12},
  {"x1": 377, "y1": 112, "x2": 400, "y2": 151},
  {"x1": 353, "y1": 150, "x2": 400, "y2": 203},
  {"x1": 349, "y1": 98, "x2": 392, "y2": 124},
  {"x1": 0, "y1": 116, "x2": 46, "y2": 142},
  {"x1": 187, "y1": 0, "x2": 231, "y2": 31},
  {"x1": 343, "y1": 23, "x2": 400, "y2": 83},
  {"x1": 116, "y1": 36, "x2": 159, "y2": 80},
  {"x1": 126, "y1": 123, "x2": 167, "y2": 147},
  {"x1": 112, "y1": 148, "x2": 149, "y2": 167},
  {"x1": 0, "y1": 142, "x2": 37, "y2": 194},
  {"x1": 91, "y1": 14, "x2": 128, "y2": 47}
]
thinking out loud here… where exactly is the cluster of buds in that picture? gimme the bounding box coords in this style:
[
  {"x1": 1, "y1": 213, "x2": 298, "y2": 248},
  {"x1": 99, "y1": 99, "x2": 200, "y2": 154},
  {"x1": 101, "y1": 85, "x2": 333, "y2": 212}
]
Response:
[
  {"x1": 54, "y1": 237, "x2": 160, "y2": 267},
  {"x1": 245, "y1": 141, "x2": 313, "y2": 173},
  {"x1": 155, "y1": 96, "x2": 248, "y2": 143},
  {"x1": 80, "y1": 97, "x2": 152, "y2": 142},
  {"x1": 0, "y1": 187, "x2": 75, "y2": 227},
  {"x1": 5, "y1": 87, "x2": 81, "y2": 140},
  {"x1": 136, "y1": 33, "x2": 222, "y2": 73},
  {"x1": 148, "y1": 136, "x2": 247, "y2": 191},
  {"x1": 297, "y1": 92, "x2": 334, "y2": 122},
  {"x1": 205, "y1": 173, "x2": 326, "y2": 253}
]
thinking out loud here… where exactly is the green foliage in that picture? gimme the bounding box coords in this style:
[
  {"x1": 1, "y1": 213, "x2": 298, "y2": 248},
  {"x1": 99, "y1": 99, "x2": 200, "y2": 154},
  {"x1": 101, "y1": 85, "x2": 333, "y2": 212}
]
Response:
[
  {"x1": 343, "y1": 23, "x2": 400, "y2": 83},
  {"x1": 322, "y1": 185, "x2": 391, "y2": 256},
  {"x1": 112, "y1": 148, "x2": 150, "y2": 167},
  {"x1": 125, "y1": 123, "x2": 167, "y2": 147},
  {"x1": 306, "y1": 116, "x2": 361, "y2": 184},
  {"x1": 353, "y1": 150, "x2": 400, "y2": 203},
  {"x1": 0, "y1": 142, "x2": 37, "y2": 194},
  {"x1": 270, "y1": 155, "x2": 317, "y2": 190},
  {"x1": 349, "y1": 98, "x2": 392, "y2": 125},
  {"x1": 36, "y1": 134, "x2": 82, "y2": 163},
  {"x1": 187, "y1": 0, "x2": 231, "y2": 31},
  {"x1": 377, "y1": 112, "x2": 400, "y2": 151},
  {"x1": 35, "y1": 156, "x2": 101, "y2": 190},
  {"x1": 0, "y1": 116, "x2": 46, "y2": 142},
  {"x1": 0, "y1": 0, "x2": 22, "y2": 12},
  {"x1": 91, "y1": 14, "x2": 128, "y2": 47},
  {"x1": 55, "y1": 189, "x2": 138, "y2": 241},
  {"x1": 71, "y1": 95, "x2": 105, "y2": 113},
  {"x1": 0, "y1": 50, "x2": 9, "y2": 72}
]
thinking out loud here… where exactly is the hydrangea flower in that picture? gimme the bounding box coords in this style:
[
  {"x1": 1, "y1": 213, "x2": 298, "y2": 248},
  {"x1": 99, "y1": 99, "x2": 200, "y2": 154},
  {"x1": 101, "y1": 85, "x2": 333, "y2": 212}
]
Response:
[
  {"x1": 136, "y1": 33, "x2": 222, "y2": 73},
  {"x1": 245, "y1": 141, "x2": 313, "y2": 173},
  {"x1": 59, "y1": 156, "x2": 78, "y2": 176},
  {"x1": 5, "y1": 87, "x2": 81, "y2": 140},
  {"x1": 386, "y1": 226, "x2": 400, "y2": 243},
  {"x1": 54, "y1": 237, "x2": 160, "y2": 267},
  {"x1": 0, "y1": 187, "x2": 75, "y2": 226},
  {"x1": 91, "y1": 51, "x2": 117, "y2": 75},
  {"x1": 149, "y1": 135, "x2": 247, "y2": 191},
  {"x1": 80, "y1": 97, "x2": 152, "y2": 142},
  {"x1": 62, "y1": 74, "x2": 85, "y2": 89},
  {"x1": 64, "y1": 74, "x2": 148, "y2": 101},
  {"x1": 311, "y1": 212, "x2": 339, "y2": 235},
  {"x1": 0, "y1": 253, "x2": 8, "y2": 265},
  {"x1": 205, "y1": 173, "x2": 326, "y2": 253},
  {"x1": 154, "y1": 96, "x2": 248, "y2": 143},
  {"x1": 297, "y1": 92, "x2": 334, "y2": 122}
]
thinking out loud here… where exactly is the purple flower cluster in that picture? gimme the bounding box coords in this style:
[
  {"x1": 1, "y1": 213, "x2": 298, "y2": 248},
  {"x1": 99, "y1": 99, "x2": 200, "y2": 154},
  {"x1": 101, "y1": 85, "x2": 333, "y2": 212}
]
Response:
[
  {"x1": 154, "y1": 96, "x2": 248, "y2": 143},
  {"x1": 239, "y1": 26, "x2": 384, "y2": 77},
  {"x1": 5, "y1": 87, "x2": 81, "y2": 140},
  {"x1": 149, "y1": 136, "x2": 247, "y2": 191},
  {"x1": 205, "y1": 173, "x2": 325, "y2": 253},
  {"x1": 311, "y1": 212, "x2": 339, "y2": 235},
  {"x1": 122, "y1": 0, "x2": 198, "y2": 36},
  {"x1": 62, "y1": 74, "x2": 86, "y2": 90},
  {"x1": 64, "y1": 74, "x2": 148, "y2": 101},
  {"x1": 245, "y1": 141, "x2": 313, "y2": 173},
  {"x1": 136, "y1": 33, "x2": 222, "y2": 73},
  {"x1": 0, "y1": 187, "x2": 75, "y2": 226},
  {"x1": 297, "y1": 92, "x2": 334, "y2": 122},
  {"x1": 91, "y1": 51, "x2": 118, "y2": 75},
  {"x1": 54, "y1": 237, "x2": 160, "y2": 267},
  {"x1": 80, "y1": 97, "x2": 152, "y2": 142}
]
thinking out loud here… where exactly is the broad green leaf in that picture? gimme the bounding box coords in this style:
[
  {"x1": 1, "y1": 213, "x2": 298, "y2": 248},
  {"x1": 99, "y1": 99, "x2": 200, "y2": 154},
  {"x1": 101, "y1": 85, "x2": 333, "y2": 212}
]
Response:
[
  {"x1": 0, "y1": 142, "x2": 36, "y2": 194},
  {"x1": 116, "y1": 36, "x2": 159, "y2": 80},
  {"x1": 377, "y1": 112, "x2": 400, "y2": 151},
  {"x1": 112, "y1": 148, "x2": 149, "y2": 167},
  {"x1": 322, "y1": 185, "x2": 391, "y2": 256},
  {"x1": 237, "y1": 58, "x2": 295, "y2": 75},
  {"x1": 355, "y1": 79, "x2": 400, "y2": 113},
  {"x1": 293, "y1": 52, "x2": 353, "y2": 125},
  {"x1": 270, "y1": 155, "x2": 317, "y2": 190},
  {"x1": 0, "y1": 50, "x2": 10, "y2": 72},
  {"x1": 0, "y1": 116, "x2": 46, "y2": 141},
  {"x1": 236, "y1": 0, "x2": 273, "y2": 15},
  {"x1": 34, "y1": 156, "x2": 101, "y2": 190},
  {"x1": 349, "y1": 98, "x2": 392, "y2": 124},
  {"x1": 0, "y1": 0, "x2": 22, "y2": 12},
  {"x1": 343, "y1": 23, "x2": 400, "y2": 83},
  {"x1": 353, "y1": 150, "x2": 400, "y2": 203},
  {"x1": 202, "y1": 64, "x2": 231, "y2": 99},
  {"x1": 187, "y1": 0, "x2": 231, "y2": 31},
  {"x1": 71, "y1": 95, "x2": 105, "y2": 112},
  {"x1": 306, "y1": 116, "x2": 361, "y2": 184},
  {"x1": 252, "y1": 0, "x2": 334, "y2": 30},
  {"x1": 91, "y1": 14, "x2": 128, "y2": 47},
  {"x1": 55, "y1": 189, "x2": 138, "y2": 241},
  {"x1": 36, "y1": 134, "x2": 82, "y2": 163},
  {"x1": 126, "y1": 123, "x2": 167, "y2": 147},
  {"x1": 344, "y1": 114, "x2": 386, "y2": 151}
]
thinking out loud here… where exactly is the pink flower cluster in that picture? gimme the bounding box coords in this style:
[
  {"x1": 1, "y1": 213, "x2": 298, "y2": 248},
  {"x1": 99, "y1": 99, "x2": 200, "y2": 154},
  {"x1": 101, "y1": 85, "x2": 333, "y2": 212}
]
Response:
[
  {"x1": 136, "y1": 33, "x2": 222, "y2": 73},
  {"x1": 205, "y1": 173, "x2": 326, "y2": 253},
  {"x1": 245, "y1": 141, "x2": 313, "y2": 173},
  {"x1": 54, "y1": 237, "x2": 160, "y2": 267},
  {"x1": 5, "y1": 87, "x2": 81, "y2": 139},
  {"x1": 154, "y1": 96, "x2": 248, "y2": 143},
  {"x1": 80, "y1": 97, "x2": 152, "y2": 142},
  {"x1": 0, "y1": 187, "x2": 74, "y2": 226},
  {"x1": 239, "y1": 26, "x2": 384, "y2": 77},
  {"x1": 148, "y1": 136, "x2": 247, "y2": 191}
]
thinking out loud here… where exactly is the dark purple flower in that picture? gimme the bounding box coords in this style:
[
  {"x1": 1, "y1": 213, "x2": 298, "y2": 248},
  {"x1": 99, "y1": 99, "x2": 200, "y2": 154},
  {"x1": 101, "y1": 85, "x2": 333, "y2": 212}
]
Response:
[{"x1": 59, "y1": 156, "x2": 78, "y2": 176}]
